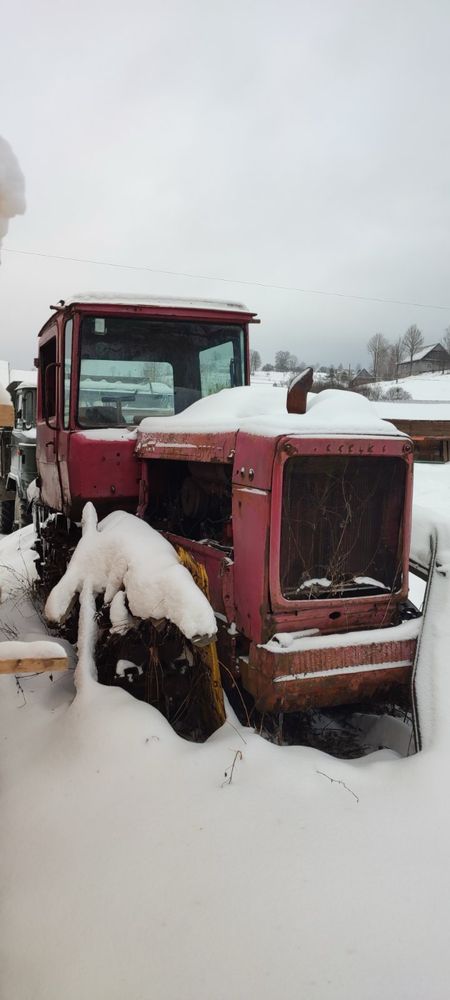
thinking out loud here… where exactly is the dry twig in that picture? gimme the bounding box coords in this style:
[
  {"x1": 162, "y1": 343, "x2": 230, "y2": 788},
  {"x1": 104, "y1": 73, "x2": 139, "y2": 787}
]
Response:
[
  {"x1": 316, "y1": 769, "x2": 359, "y2": 803},
  {"x1": 222, "y1": 749, "x2": 243, "y2": 786}
]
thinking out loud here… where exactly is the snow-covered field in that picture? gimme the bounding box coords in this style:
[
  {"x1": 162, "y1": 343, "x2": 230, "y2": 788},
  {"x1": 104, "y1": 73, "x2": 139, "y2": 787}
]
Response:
[
  {"x1": 1, "y1": 466, "x2": 450, "y2": 999},
  {"x1": 374, "y1": 371, "x2": 450, "y2": 401},
  {"x1": 253, "y1": 368, "x2": 450, "y2": 402}
]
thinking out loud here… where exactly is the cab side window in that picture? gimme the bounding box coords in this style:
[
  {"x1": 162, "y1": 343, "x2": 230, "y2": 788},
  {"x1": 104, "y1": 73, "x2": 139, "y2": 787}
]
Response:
[
  {"x1": 40, "y1": 338, "x2": 57, "y2": 420},
  {"x1": 22, "y1": 390, "x2": 35, "y2": 429},
  {"x1": 15, "y1": 392, "x2": 23, "y2": 428},
  {"x1": 63, "y1": 319, "x2": 73, "y2": 428}
]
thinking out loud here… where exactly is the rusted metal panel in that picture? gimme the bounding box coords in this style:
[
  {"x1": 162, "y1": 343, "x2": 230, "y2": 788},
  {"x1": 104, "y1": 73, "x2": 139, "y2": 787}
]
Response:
[
  {"x1": 240, "y1": 636, "x2": 417, "y2": 712},
  {"x1": 232, "y1": 486, "x2": 271, "y2": 642},
  {"x1": 232, "y1": 433, "x2": 277, "y2": 490},
  {"x1": 136, "y1": 430, "x2": 236, "y2": 464},
  {"x1": 265, "y1": 601, "x2": 409, "y2": 637},
  {"x1": 66, "y1": 433, "x2": 140, "y2": 514}
]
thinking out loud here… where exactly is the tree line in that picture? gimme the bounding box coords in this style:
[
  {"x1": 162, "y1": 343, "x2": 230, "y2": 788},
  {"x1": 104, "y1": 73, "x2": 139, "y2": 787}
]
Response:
[
  {"x1": 250, "y1": 350, "x2": 311, "y2": 374},
  {"x1": 251, "y1": 324, "x2": 450, "y2": 380}
]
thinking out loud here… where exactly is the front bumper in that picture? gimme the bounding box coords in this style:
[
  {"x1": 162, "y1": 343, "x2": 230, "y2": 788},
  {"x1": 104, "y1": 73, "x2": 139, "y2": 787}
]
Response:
[{"x1": 239, "y1": 621, "x2": 419, "y2": 712}]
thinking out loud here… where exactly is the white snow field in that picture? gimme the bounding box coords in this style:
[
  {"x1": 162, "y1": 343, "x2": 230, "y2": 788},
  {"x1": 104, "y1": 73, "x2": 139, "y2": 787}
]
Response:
[
  {"x1": 1, "y1": 469, "x2": 450, "y2": 999},
  {"x1": 375, "y1": 371, "x2": 450, "y2": 401}
]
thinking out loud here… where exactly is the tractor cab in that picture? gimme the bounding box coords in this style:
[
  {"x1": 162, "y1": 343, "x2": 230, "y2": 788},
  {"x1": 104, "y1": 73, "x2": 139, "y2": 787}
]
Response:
[{"x1": 36, "y1": 295, "x2": 257, "y2": 519}]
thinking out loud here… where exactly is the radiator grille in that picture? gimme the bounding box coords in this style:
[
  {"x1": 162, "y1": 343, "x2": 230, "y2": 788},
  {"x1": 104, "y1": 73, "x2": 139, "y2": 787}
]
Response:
[{"x1": 280, "y1": 455, "x2": 405, "y2": 600}]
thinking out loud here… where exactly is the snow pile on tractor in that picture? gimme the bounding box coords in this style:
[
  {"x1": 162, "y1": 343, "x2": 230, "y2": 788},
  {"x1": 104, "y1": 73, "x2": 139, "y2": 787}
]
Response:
[
  {"x1": 45, "y1": 503, "x2": 217, "y2": 645},
  {"x1": 138, "y1": 383, "x2": 403, "y2": 437}
]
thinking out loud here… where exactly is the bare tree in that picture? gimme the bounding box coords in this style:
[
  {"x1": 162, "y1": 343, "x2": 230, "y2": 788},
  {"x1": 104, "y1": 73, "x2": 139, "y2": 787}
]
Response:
[
  {"x1": 275, "y1": 350, "x2": 293, "y2": 371},
  {"x1": 386, "y1": 337, "x2": 406, "y2": 380},
  {"x1": 403, "y1": 325, "x2": 424, "y2": 376},
  {"x1": 250, "y1": 349, "x2": 261, "y2": 374},
  {"x1": 443, "y1": 326, "x2": 450, "y2": 359},
  {"x1": 367, "y1": 333, "x2": 389, "y2": 380}
]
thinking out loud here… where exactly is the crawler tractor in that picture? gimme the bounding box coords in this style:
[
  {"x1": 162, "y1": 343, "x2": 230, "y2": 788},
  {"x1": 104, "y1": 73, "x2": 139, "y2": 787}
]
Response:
[{"x1": 33, "y1": 294, "x2": 418, "y2": 736}]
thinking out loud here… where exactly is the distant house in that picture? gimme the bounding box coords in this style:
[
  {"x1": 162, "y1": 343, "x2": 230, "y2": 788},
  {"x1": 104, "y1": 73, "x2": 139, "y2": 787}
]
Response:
[
  {"x1": 397, "y1": 343, "x2": 450, "y2": 377},
  {"x1": 351, "y1": 368, "x2": 373, "y2": 387}
]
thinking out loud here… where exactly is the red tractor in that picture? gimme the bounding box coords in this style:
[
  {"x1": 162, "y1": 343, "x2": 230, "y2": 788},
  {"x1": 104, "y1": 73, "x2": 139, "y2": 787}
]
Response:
[{"x1": 34, "y1": 294, "x2": 418, "y2": 735}]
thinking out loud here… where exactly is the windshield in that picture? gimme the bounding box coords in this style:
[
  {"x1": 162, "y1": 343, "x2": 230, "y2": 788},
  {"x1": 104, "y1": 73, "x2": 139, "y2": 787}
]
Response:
[{"x1": 77, "y1": 315, "x2": 246, "y2": 427}]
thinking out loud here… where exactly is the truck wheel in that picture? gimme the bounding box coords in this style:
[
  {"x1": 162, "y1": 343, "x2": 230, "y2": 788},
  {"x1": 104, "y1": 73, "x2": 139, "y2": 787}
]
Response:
[
  {"x1": 0, "y1": 499, "x2": 15, "y2": 535},
  {"x1": 15, "y1": 495, "x2": 31, "y2": 530}
]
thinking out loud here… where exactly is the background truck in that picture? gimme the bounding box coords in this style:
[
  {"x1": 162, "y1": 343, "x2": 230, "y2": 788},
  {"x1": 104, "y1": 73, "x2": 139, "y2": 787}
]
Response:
[{"x1": 0, "y1": 375, "x2": 37, "y2": 533}]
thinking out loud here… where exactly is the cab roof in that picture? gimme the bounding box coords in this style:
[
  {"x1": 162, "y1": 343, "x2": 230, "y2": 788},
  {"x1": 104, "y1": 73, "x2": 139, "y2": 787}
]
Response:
[
  {"x1": 57, "y1": 292, "x2": 254, "y2": 313},
  {"x1": 38, "y1": 293, "x2": 259, "y2": 337}
]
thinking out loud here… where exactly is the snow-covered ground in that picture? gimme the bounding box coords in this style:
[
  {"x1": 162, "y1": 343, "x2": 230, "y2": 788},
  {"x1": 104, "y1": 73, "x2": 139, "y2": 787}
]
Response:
[
  {"x1": 414, "y1": 462, "x2": 450, "y2": 516},
  {"x1": 1, "y1": 466, "x2": 450, "y2": 998},
  {"x1": 251, "y1": 368, "x2": 329, "y2": 388},
  {"x1": 253, "y1": 368, "x2": 450, "y2": 402},
  {"x1": 375, "y1": 371, "x2": 450, "y2": 401}
]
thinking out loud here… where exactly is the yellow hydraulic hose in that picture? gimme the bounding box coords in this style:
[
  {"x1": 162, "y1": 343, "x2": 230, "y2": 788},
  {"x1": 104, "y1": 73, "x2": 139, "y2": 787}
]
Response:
[{"x1": 175, "y1": 545, "x2": 226, "y2": 731}]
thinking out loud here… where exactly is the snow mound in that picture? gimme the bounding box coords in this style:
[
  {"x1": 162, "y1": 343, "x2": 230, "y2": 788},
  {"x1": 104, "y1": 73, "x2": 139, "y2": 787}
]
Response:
[
  {"x1": 45, "y1": 504, "x2": 217, "y2": 644},
  {"x1": 0, "y1": 525, "x2": 38, "y2": 602},
  {"x1": 0, "y1": 136, "x2": 26, "y2": 259},
  {"x1": 139, "y1": 386, "x2": 404, "y2": 438}
]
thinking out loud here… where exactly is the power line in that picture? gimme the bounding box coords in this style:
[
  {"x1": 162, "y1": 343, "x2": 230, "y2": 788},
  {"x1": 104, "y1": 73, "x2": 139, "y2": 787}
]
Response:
[{"x1": 4, "y1": 245, "x2": 450, "y2": 312}]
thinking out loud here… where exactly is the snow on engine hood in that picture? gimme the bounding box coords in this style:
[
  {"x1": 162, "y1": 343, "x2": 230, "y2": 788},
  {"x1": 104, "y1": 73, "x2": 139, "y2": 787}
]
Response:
[{"x1": 138, "y1": 386, "x2": 406, "y2": 439}]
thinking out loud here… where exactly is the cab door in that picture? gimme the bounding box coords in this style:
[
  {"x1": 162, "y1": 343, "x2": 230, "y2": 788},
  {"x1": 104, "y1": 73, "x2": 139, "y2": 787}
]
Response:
[
  {"x1": 37, "y1": 326, "x2": 62, "y2": 510},
  {"x1": 55, "y1": 317, "x2": 73, "y2": 511}
]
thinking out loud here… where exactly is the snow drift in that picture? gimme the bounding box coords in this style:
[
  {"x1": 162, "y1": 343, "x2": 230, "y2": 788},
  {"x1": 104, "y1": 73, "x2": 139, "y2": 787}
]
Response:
[{"x1": 0, "y1": 136, "x2": 26, "y2": 260}]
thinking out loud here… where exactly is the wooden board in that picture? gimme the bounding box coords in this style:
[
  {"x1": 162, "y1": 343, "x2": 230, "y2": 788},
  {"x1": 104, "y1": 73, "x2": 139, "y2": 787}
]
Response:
[
  {"x1": 0, "y1": 656, "x2": 69, "y2": 675},
  {"x1": 0, "y1": 402, "x2": 14, "y2": 428},
  {"x1": 382, "y1": 416, "x2": 450, "y2": 438}
]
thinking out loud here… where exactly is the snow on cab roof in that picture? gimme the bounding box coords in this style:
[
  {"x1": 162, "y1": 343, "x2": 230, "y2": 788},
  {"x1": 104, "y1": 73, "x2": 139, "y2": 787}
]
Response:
[
  {"x1": 57, "y1": 293, "x2": 254, "y2": 314},
  {"x1": 138, "y1": 386, "x2": 406, "y2": 439},
  {"x1": 7, "y1": 370, "x2": 37, "y2": 391},
  {"x1": 16, "y1": 375, "x2": 37, "y2": 391}
]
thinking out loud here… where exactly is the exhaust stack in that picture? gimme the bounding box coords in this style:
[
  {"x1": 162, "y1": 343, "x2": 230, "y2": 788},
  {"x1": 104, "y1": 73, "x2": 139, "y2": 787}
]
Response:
[{"x1": 286, "y1": 367, "x2": 313, "y2": 415}]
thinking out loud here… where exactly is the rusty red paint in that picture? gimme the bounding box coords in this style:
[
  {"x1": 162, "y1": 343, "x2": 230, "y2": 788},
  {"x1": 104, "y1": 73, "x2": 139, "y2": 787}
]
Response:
[
  {"x1": 240, "y1": 636, "x2": 417, "y2": 712},
  {"x1": 136, "y1": 430, "x2": 237, "y2": 465}
]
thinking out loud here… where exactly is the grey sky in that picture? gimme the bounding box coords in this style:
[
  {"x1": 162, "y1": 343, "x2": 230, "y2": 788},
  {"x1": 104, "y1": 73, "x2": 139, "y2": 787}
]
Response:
[{"x1": 1, "y1": 0, "x2": 450, "y2": 369}]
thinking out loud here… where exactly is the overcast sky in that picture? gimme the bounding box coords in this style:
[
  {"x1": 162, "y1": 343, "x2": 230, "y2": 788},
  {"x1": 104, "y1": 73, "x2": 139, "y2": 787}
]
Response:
[{"x1": 1, "y1": 0, "x2": 450, "y2": 369}]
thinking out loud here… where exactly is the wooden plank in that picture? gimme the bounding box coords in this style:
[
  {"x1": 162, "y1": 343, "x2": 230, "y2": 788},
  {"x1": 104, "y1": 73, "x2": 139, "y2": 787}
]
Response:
[
  {"x1": 382, "y1": 416, "x2": 450, "y2": 438},
  {"x1": 0, "y1": 656, "x2": 69, "y2": 675},
  {"x1": 0, "y1": 402, "x2": 14, "y2": 428}
]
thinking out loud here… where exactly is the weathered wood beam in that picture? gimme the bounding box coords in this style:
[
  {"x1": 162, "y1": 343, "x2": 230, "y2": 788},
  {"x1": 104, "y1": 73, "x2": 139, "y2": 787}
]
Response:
[{"x1": 0, "y1": 656, "x2": 68, "y2": 674}]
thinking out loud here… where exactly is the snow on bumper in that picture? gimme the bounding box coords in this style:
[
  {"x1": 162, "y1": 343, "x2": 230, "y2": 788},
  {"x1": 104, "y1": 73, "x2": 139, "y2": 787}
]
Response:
[{"x1": 239, "y1": 619, "x2": 420, "y2": 712}]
